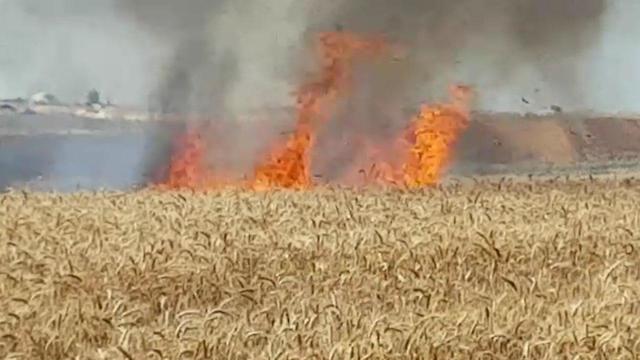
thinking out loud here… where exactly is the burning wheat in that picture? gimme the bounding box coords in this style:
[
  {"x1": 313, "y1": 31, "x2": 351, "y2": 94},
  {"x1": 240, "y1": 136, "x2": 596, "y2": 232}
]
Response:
[
  {"x1": 1, "y1": 177, "x2": 640, "y2": 358},
  {"x1": 160, "y1": 31, "x2": 473, "y2": 192}
]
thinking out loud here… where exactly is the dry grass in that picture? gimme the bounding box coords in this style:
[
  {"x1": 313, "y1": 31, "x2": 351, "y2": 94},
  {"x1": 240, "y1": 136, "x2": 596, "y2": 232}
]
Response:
[{"x1": 1, "y1": 178, "x2": 640, "y2": 359}]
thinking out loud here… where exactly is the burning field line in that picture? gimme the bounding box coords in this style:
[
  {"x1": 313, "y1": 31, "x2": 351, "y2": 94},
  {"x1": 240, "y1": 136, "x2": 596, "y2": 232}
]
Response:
[
  {"x1": 160, "y1": 31, "x2": 473, "y2": 192},
  {"x1": 2, "y1": 178, "x2": 640, "y2": 358}
]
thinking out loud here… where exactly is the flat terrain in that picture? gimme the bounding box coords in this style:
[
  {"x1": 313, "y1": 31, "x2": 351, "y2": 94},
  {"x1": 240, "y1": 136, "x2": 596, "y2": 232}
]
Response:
[{"x1": 2, "y1": 179, "x2": 640, "y2": 358}]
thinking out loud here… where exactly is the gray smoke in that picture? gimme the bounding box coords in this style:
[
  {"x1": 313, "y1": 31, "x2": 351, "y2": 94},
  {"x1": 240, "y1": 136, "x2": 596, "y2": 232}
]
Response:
[
  {"x1": 307, "y1": 0, "x2": 607, "y2": 111},
  {"x1": 112, "y1": 0, "x2": 610, "y2": 175},
  {"x1": 2, "y1": 0, "x2": 636, "y2": 115},
  {"x1": 114, "y1": 0, "x2": 310, "y2": 118},
  {"x1": 305, "y1": 0, "x2": 608, "y2": 179},
  {"x1": 105, "y1": 1, "x2": 317, "y2": 180},
  {"x1": 115, "y1": 0, "x2": 230, "y2": 116}
]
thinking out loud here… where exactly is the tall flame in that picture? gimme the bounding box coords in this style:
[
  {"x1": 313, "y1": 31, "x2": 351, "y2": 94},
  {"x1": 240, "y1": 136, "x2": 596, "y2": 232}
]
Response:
[
  {"x1": 252, "y1": 32, "x2": 388, "y2": 190},
  {"x1": 162, "y1": 128, "x2": 209, "y2": 189},
  {"x1": 347, "y1": 85, "x2": 473, "y2": 188},
  {"x1": 158, "y1": 31, "x2": 473, "y2": 191},
  {"x1": 402, "y1": 85, "x2": 472, "y2": 187},
  {"x1": 160, "y1": 125, "x2": 236, "y2": 190}
]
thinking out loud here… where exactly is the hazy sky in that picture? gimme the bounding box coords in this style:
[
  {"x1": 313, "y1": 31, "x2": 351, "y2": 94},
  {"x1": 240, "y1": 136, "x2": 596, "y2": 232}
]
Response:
[
  {"x1": 0, "y1": 0, "x2": 638, "y2": 114},
  {"x1": 0, "y1": 0, "x2": 169, "y2": 107}
]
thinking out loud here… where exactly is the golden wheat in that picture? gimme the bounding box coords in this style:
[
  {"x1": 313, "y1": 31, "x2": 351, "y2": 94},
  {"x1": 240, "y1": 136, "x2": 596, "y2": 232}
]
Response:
[{"x1": 1, "y1": 178, "x2": 640, "y2": 359}]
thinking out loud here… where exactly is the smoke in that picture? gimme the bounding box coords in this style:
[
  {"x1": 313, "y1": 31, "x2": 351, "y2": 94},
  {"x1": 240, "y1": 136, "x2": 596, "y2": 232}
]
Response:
[
  {"x1": 304, "y1": 0, "x2": 608, "y2": 179},
  {"x1": 308, "y1": 0, "x2": 608, "y2": 110},
  {"x1": 0, "y1": 0, "x2": 632, "y2": 115},
  {"x1": 110, "y1": 0, "x2": 317, "y2": 178},
  {"x1": 114, "y1": 0, "x2": 311, "y2": 118}
]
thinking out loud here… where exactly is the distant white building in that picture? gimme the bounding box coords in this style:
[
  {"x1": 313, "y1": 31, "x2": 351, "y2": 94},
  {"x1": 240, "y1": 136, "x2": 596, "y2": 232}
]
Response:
[{"x1": 29, "y1": 92, "x2": 62, "y2": 106}]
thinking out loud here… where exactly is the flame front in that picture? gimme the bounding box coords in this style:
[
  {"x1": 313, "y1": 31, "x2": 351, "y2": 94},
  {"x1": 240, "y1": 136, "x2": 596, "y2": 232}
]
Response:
[
  {"x1": 402, "y1": 85, "x2": 472, "y2": 187},
  {"x1": 160, "y1": 126, "x2": 236, "y2": 190},
  {"x1": 162, "y1": 128, "x2": 209, "y2": 189},
  {"x1": 252, "y1": 32, "x2": 388, "y2": 190},
  {"x1": 159, "y1": 32, "x2": 473, "y2": 191}
]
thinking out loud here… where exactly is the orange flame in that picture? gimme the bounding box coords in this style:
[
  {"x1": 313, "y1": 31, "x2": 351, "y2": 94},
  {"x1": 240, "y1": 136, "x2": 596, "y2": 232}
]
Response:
[
  {"x1": 162, "y1": 128, "x2": 209, "y2": 189},
  {"x1": 158, "y1": 32, "x2": 473, "y2": 191},
  {"x1": 160, "y1": 126, "x2": 236, "y2": 190},
  {"x1": 345, "y1": 85, "x2": 473, "y2": 188},
  {"x1": 252, "y1": 32, "x2": 388, "y2": 190},
  {"x1": 402, "y1": 85, "x2": 472, "y2": 187}
]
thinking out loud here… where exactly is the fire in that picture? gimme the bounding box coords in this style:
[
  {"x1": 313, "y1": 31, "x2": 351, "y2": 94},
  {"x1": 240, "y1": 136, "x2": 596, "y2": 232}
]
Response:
[
  {"x1": 162, "y1": 128, "x2": 208, "y2": 189},
  {"x1": 251, "y1": 123, "x2": 313, "y2": 190},
  {"x1": 343, "y1": 85, "x2": 473, "y2": 188},
  {"x1": 252, "y1": 32, "x2": 388, "y2": 190},
  {"x1": 158, "y1": 31, "x2": 473, "y2": 191},
  {"x1": 402, "y1": 85, "x2": 472, "y2": 187},
  {"x1": 160, "y1": 126, "x2": 235, "y2": 190}
]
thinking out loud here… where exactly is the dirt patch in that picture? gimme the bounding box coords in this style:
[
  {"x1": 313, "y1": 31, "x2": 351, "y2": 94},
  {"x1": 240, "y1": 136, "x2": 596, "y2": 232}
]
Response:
[
  {"x1": 457, "y1": 116, "x2": 581, "y2": 166},
  {"x1": 490, "y1": 119, "x2": 578, "y2": 164},
  {"x1": 583, "y1": 118, "x2": 640, "y2": 160},
  {"x1": 455, "y1": 121, "x2": 513, "y2": 165}
]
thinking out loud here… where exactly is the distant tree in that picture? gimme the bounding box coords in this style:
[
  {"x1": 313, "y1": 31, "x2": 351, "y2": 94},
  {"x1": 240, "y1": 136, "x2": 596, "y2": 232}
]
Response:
[{"x1": 87, "y1": 89, "x2": 101, "y2": 105}]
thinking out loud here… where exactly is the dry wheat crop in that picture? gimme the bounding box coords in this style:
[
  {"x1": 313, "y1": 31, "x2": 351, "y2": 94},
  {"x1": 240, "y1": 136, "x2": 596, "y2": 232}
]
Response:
[{"x1": 1, "y1": 178, "x2": 640, "y2": 359}]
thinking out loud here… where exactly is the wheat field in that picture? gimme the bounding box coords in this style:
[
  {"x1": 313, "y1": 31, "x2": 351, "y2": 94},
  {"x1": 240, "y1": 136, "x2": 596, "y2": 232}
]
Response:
[{"x1": 1, "y1": 178, "x2": 640, "y2": 359}]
